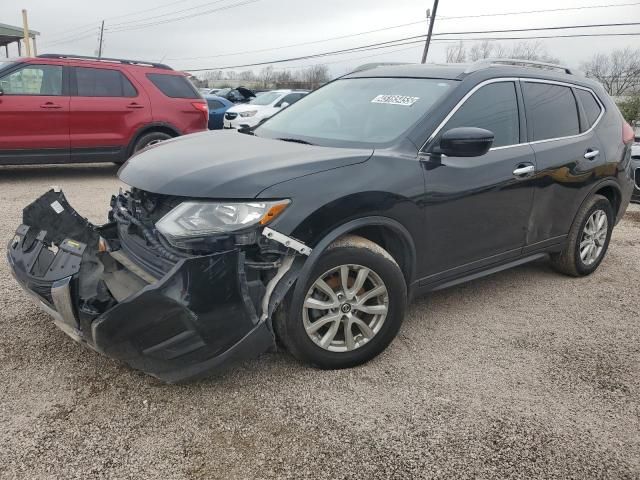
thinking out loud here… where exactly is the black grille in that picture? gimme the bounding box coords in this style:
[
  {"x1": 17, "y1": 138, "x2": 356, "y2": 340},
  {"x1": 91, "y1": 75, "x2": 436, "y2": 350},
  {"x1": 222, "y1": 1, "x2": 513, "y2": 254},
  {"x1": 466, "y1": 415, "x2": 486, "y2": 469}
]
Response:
[
  {"x1": 225, "y1": 112, "x2": 238, "y2": 120},
  {"x1": 634, "y1": 167, "x2": 640, "y2": 190}
]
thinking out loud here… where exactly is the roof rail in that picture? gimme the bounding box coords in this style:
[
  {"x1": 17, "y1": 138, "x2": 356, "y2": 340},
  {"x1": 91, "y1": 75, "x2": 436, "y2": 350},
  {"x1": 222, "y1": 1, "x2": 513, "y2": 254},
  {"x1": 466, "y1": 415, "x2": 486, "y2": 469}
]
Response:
[
  {"x1": 352, "y1": 62, "x2": 411, "y2": 73},
  {"x1": 465, "y1": 58, "x2": 573, "y2": 75},
  {"x1": 37, "y1": 54, "x2": 172, "y2": 70}
]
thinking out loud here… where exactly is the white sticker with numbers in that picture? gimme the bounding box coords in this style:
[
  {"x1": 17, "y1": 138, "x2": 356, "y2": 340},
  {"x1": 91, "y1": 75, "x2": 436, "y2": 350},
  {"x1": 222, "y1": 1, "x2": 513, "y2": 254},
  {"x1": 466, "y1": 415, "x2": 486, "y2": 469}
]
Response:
[
  {"x1": 371, "y1": 95, "x2": 420, "y2": 106},
  {"x1": 51, "y1": 201, "x2": 64, "y2": 214}
]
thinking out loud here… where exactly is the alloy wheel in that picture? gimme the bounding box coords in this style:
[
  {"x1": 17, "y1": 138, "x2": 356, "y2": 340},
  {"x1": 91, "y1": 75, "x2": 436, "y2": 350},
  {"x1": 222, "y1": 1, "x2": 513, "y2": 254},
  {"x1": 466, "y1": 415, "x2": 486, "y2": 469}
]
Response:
[
  {"x1": 579, "y1": 209, "x2": 608, "y2": 266},
  {"x1": 302, "y1": 264, "x2": 389, "y2": 352}
]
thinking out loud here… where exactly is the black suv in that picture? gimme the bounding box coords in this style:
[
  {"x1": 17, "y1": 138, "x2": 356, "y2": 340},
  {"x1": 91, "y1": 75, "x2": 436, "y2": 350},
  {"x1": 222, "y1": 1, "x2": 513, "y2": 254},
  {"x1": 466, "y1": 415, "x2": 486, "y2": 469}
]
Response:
[{"x1": 7, "y1": 59, "x2": 636, "y2": 382}]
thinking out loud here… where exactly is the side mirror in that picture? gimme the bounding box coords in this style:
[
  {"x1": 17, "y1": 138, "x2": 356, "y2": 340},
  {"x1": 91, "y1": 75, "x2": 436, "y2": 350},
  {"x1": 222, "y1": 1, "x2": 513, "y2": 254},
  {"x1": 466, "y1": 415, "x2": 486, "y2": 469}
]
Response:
[
  {"x1": 435, "y1": 127, "x2": 494, "y2": 157},
  {"x1": 279, "y1": 102, "x2": 290, "y2": 109}
]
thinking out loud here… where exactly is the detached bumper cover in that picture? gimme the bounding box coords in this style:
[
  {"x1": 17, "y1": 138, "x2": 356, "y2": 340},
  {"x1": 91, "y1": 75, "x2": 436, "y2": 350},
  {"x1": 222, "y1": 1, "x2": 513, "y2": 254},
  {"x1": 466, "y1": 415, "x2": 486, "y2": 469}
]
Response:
[{"x1": 7, "y1": 191, "x2": 275, "y2": 383}]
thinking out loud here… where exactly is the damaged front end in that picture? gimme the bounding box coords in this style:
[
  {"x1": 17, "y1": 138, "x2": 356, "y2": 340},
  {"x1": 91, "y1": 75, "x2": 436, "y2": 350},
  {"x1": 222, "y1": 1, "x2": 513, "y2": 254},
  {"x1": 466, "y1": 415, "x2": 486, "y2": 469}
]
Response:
[{"x1": 7, "y1": 189, "x2": 307, "y2": 383}]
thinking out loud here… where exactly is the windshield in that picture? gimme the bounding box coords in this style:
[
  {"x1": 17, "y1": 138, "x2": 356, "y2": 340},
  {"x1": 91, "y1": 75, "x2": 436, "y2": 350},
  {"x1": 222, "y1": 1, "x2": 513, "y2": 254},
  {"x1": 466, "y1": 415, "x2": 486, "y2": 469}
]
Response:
[
  {"x1": 256, "y1": 77, "x2": 456, "y2": 147},
  {"x1": 249, "y1": 91, "x2": 282, "y2": 106}
]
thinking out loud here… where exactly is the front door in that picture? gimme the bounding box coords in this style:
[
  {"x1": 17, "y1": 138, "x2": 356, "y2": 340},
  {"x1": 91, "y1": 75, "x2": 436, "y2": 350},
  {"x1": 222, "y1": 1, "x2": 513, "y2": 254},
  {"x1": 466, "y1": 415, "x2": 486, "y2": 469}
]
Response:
[
  {"x1": 421, "y1": 80, "x2": 536, "y2": 284},
  {"x1": 0, "y1": 63, "x2": 70, "y2": 164}
]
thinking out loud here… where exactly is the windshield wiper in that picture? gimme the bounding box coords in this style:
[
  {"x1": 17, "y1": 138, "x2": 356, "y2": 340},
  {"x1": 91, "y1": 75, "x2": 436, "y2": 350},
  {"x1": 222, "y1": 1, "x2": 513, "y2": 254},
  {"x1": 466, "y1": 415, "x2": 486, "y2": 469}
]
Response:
[{"x1": 277, "y1": 137, "x2": 314, "y2": 145}]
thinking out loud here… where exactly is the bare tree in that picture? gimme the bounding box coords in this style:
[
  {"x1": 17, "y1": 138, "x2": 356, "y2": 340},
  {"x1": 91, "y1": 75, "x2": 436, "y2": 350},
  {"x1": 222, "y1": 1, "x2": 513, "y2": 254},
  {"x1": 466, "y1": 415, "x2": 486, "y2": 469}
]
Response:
[
  {"x1": 468, "y1": 40, "x2": 493, "y2": 61},
  {"x1": 463, "y1": 40, "x2": 559, "y2": 64},
  {"x1": 445, "y1": 42, "x2": 466, "y2": 63},
  {"x1": 238, "y1": 70, "x2": 256, "y2": 81},
  {"x1": 581, "y1": 48, "x2": 640, "y2": 96},
  {"x1": 258, "y1": 66, "x2": 275, "y2": 88},
  {"x1": 301, "y1": 65, "x2": 330, "y2": 89},
  {"x1": 508, "y1": 41, "x2": 559, "y2": 63}
]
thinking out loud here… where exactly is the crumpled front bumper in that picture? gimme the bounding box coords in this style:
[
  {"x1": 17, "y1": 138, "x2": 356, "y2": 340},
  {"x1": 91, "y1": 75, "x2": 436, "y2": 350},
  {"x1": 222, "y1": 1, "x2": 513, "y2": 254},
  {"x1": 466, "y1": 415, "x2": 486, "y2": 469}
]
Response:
[{"x1": 7, "y1": 191, "x2": 276, "y2": 383}]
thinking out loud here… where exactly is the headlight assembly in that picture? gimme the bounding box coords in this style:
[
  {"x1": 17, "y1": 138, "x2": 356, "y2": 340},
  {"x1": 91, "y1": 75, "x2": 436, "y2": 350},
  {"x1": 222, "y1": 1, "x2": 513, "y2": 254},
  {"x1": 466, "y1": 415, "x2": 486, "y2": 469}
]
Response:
[
  {"x1": 156, "y1": 200, "x2": 290, "y2": 248},
  {"x1": 240, "y1": 110, "x2": 258, "y2": 118}
]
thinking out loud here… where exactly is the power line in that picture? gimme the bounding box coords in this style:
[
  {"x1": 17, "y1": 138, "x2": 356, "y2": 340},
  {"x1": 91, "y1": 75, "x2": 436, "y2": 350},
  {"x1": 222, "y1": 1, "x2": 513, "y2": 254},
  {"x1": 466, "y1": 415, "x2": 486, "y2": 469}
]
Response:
[
  {"x1": 437, "y1": 1, "x2": 640, "y2": 20},
  {"x1": 42, "y1": 0, "x2": 258, "y2": 47},
  {"x1": 182, "y1": 28, "x2": 640, "y2": 71},
  {"x1": 44, "y1": 0, "x2": 192, "y2": 40},
  {"x1": 42, "y1": 28, "x2": 102, "y2": 47},
  {"x1": 172, "y1": 18, "x2": 640, "y2": 66},
  {"x1": 106, "y1": 0, "x2": 260, "y2": 32},
  {"x1": 168, "y1": 20, "x2": 426, "y2": 61},
  {"x1": 108, "y1": 0, "x2": 233, "y2": 27}
]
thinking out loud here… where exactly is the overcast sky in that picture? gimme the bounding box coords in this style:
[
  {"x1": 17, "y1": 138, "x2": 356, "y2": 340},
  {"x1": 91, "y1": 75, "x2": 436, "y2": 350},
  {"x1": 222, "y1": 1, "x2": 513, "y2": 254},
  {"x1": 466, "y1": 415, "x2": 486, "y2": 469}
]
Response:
[{"x1": 2, "y1": 0, "x2": 639, "y2": 76}]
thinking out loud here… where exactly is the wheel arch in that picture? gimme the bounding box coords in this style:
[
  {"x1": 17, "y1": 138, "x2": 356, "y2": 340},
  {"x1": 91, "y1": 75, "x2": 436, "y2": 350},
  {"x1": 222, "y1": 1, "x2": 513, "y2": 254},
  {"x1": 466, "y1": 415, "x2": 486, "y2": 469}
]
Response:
[
  {"x1": 291, "y1": 216, "x2": 416, "y2": 302},
  {"x1": 579, "y1": 179, "x2": 623, "y2": 224},
  {"x1": 126, "y1": 122, "x2": 182, "y2": 158}
]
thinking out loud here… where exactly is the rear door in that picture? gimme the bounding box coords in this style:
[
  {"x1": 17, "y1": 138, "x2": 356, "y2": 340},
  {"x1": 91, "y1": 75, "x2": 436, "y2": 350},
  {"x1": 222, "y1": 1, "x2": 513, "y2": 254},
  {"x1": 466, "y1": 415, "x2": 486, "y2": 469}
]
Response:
[
  {"x1": 422, "y1": 80, "x2": 537, "y2": 283},
  {"x1": 522, "y1": 80, "x2": 607, "y2": 248},
  {"x1": 0, "y1": 63, "x2": 70, "y2": 164},
  {"x1": 69, "y1": 65, "x2": 151, "y2": 161}
]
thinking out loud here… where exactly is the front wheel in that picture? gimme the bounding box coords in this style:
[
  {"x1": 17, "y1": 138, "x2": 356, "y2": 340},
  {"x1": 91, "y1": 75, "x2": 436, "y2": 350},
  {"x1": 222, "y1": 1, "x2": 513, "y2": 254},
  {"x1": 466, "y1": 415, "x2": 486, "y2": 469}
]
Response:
[
  {"x1": 550, "y1": 194, "x2": 614, "y2": 276},
  {"x1": 275, "y1": 235, "x2": 407, "y2": 369}
]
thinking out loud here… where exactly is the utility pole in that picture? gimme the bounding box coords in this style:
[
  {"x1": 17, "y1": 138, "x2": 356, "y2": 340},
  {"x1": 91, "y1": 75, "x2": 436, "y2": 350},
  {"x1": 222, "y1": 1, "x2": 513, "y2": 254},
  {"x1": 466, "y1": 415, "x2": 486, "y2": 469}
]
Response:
[
  {"x1": 421, "y1": 0, "x2": 439, "y2": 64},
  {"x1": 98, "y1": 20, "x2": 105, "y2": 58},
  {"x1": 21, "y1": 9, "x2": 32, "y2": 57}
]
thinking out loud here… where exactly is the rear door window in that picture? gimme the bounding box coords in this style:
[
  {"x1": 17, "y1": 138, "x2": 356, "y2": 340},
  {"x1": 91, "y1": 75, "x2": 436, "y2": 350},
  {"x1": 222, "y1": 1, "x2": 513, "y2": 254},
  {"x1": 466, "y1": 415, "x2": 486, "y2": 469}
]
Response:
[
  {"x1": 0, "y1": 64, "x2": 63, "y2": 95},
  {"x1": 75, "y1": 67, "x2": 137, "y2": 97},
  {"x1": 441, "y1": 81, "x2": 520, "y2": 148},
  {"x1": 146, "y1": 73, "x2": 200, "y2": 98},
  {"x1": 575, "y1": 89, "x2": 603, "y2": 130},
  {"x1": 523, "y1": 82, "x2": 580, "y2": 141}
]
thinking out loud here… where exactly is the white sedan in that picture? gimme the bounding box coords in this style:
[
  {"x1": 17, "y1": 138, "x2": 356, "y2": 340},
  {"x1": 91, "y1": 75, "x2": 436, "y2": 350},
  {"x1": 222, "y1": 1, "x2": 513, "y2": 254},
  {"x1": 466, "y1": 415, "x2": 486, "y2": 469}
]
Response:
[{"x1": 224, "y1": 90, "x2": 308, "y2": 129}]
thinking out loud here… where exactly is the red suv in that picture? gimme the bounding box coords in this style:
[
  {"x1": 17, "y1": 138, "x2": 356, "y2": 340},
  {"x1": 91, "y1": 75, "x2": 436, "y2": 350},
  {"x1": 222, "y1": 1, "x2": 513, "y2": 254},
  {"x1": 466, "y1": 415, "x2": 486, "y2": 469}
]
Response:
[{"x1": 0, "y1": 54, "x2": 208, "y2": 165}]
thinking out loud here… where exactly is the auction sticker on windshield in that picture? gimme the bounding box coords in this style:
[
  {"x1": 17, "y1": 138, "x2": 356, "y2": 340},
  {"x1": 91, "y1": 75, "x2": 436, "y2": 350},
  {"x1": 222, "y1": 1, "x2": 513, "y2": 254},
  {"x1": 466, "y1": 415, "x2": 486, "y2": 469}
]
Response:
[{"x1": 371, "y1": 95, "x2": 420, "y2": 106}]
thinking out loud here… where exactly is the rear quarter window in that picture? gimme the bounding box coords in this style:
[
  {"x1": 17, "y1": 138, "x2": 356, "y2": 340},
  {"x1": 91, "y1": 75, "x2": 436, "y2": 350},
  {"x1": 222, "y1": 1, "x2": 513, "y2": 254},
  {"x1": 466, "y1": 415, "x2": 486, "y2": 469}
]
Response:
[
  {"x1": 146, "y1": 73, "x2": 200, "y2": 98},
  {"x1": 575, "y1": 89, "x2": 603, "y2": 130}
]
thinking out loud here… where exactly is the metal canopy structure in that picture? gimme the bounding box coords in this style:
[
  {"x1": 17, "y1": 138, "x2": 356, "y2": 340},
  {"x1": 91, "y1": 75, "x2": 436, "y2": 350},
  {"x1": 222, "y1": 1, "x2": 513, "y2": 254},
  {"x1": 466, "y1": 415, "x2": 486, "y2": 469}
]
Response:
[{"x1": 0, "y1": 22, "x2": 39, "y2": 57}]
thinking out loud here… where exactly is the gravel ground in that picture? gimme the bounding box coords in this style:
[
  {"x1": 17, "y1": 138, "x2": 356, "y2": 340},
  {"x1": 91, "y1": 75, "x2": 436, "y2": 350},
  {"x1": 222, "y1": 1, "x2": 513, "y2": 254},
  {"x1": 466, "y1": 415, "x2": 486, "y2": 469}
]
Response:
[{"x1": 0, "y1": 163, "x2": 638, "y2": 480}]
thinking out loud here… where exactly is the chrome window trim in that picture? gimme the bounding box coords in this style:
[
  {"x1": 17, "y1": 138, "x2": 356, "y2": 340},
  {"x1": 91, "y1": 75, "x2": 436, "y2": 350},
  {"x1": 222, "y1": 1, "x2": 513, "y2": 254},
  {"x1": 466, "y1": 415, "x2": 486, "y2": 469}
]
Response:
[
  {"x1": 522, "y1": 78, "x2": 605, "y2": 144},
  {"x1": 420, "y1": 76, "x2": 606, "y2": 153}
]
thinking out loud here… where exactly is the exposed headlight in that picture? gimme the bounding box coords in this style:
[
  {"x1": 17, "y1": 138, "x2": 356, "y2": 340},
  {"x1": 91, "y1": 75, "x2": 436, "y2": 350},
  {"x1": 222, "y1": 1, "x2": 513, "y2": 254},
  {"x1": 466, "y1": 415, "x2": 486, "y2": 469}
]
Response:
[
  {"x1": 240, "y1": 110, "x2": 258, "y2": 118},
  {"x1": 156, "y1": 200, "x2": 290, "y2": 248}
]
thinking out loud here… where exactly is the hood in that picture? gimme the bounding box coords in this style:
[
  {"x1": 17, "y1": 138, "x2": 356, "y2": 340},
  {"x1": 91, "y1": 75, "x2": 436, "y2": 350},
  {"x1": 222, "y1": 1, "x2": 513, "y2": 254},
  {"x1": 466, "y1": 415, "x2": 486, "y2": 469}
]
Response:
[
  {"x1": 118, "y1": 130, "x2": 373, "y2": 198},
  {"x1": 227, "y1": 103, "x2": 268, "y2": 114}
]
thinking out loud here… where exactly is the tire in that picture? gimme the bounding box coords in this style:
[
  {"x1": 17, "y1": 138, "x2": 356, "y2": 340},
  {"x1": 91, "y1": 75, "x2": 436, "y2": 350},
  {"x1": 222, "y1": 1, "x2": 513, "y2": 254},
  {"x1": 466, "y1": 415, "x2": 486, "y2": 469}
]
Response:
[
  {"x1": 275, "y1": 235, "x2": 407, "y2": 369},
  {"x1": 550, "y1": 194, "x2": 614, "y2": 276},
  {"x1": 131, "y1": 131, "x2": 173, "y2": 155}
]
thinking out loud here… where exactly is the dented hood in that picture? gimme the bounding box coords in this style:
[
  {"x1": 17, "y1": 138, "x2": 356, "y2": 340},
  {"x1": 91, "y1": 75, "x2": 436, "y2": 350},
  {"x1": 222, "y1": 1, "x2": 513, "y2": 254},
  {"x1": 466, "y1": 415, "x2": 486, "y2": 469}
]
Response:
[{"x1": 118, "y1": 130, "x2": 373, "y2": 198}]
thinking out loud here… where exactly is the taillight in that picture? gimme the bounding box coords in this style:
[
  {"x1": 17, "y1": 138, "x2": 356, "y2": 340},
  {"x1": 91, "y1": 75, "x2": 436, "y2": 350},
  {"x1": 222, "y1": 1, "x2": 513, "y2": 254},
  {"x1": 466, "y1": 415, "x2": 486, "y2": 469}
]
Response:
[
  {"x1": 191, "y1": 101, "x2": 209, "y2": 120},
  {"x1": 623, "y1": 121, "x2": 634, "y2": 144}
]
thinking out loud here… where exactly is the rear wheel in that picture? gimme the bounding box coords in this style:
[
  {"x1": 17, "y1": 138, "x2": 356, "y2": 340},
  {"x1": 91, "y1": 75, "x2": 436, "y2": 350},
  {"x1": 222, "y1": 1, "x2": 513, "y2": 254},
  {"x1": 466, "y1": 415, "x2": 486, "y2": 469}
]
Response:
[
  {"x1": 132, "y1": 132, "x2": 173, "y2": 155},
  {"x1": 275, "y1": 235, "x2": 406, "y2": 369},
  {"x1": 550, "y1": 194, "x2": 613, "y2": 276}
]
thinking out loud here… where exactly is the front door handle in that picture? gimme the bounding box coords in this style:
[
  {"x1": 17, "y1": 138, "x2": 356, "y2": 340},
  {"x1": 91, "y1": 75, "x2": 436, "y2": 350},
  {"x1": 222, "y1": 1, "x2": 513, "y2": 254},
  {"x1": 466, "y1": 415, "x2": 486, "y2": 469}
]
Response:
[
  {"x1": 127, "y1": 103, "x2": 144, "y2": 109},
  {"x1": 584, "y1": 149, "x2": 600, "y2": 160},
  {"x1": 513, "y1": 164, "x2": 535, "y2": 177},
  {"x1": 40, "y1": 102, "x2": 61, "y2": 109}
]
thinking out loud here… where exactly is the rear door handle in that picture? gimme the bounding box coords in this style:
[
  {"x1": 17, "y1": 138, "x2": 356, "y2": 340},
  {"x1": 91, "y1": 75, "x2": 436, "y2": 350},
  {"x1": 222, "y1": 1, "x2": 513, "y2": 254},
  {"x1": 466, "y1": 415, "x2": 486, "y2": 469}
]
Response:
[
  {"x1": 584, "y1": 149, "x2": 600, "y2": 160},
  {"x1": 40, "y1": 102, "x2": 61, "y2": 109},
  {"x1": 513, "y1": 164, "x2": 535, "y2": 177},
  {"x1": 127, "y1": 103, "x2": 144, "y2": 109}
]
